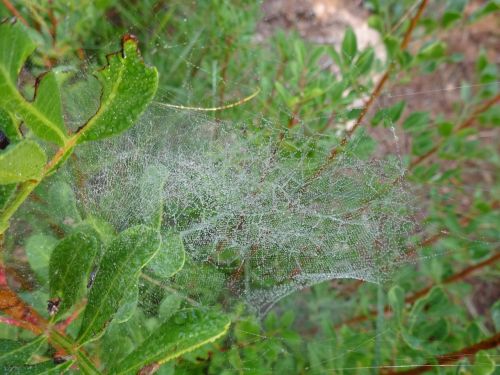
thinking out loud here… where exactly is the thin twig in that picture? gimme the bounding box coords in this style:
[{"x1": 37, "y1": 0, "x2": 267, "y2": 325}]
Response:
[
  {"x1": 310, "y1": 0, "x2": 429, "y2": 180},
  {"x1": 1, "y1": 0, "x2": 29, "y2": 26},
  {"x1": 337, "y1": 251, "x2": 500, "y2": 327},
  {"x1": 381, "y1": 332, "x2": 500, "y2": 374},
  {"x1": 410, "y1": 93, "x2": 500, "y2": 169}
]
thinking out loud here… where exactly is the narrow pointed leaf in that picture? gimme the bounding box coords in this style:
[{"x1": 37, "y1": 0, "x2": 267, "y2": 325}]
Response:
[
  {"x1": 0, "y1": 336, "x2": 46, "y2": 366},
  {"x1": 0, "y1": 22, "x2": 67, "y2": 145},
  {"x1": 111, "y1": 308, "x2": 230, "y2": 374},
  {"x1": 77, "y1": 225, "x2": 161, "y2": 344},
  {"x1": 76, "y1": 36, "x2": 158, "y2": 143},
  {"x1": 0, "y1": 140, "x2": 46, "y2": 185},
  {"x1": 49, "y1": 232, "x2": 99, "y2": 315}
]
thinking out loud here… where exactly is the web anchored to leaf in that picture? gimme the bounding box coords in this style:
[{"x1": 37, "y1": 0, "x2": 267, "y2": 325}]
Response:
[{"x1": 69, "y1": 106, "x2": 417, "y2": 314}]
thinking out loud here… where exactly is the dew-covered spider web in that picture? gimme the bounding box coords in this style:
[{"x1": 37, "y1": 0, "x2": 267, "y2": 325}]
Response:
[{"x1": 60, "y1": 101, "x2": 416, "y2": 314}]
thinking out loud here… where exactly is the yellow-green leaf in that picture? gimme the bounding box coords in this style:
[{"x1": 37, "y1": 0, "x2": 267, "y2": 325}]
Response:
[
  {"x1": 0, "y1": 140, "x2": 46, "y2": 184},
  {"x1": 110, "y1": 308, "x2": 230, "y2": 374}
]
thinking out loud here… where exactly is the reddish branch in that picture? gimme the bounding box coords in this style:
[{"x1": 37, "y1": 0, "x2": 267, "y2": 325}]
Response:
[
  {"x1": 1, "y1": 0, "x2": 29, "y2": 26},
  {"x1": 410, "y1": 94, "x2": 500, "y2": 169},
  {"x1": 311, "y1": 0, "x2": 429, "y2": 180},
  {"x1": 337, "y1": 251, "x2": 500, "y2": 327},
  {"x1": 381, "y1": 332, "x2": 500, "y2": 375}
]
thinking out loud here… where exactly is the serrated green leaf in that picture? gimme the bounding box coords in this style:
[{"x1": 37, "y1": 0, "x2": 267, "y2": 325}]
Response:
[
  {"x1": 0, "y1": 22, "x2": 67, "y2": 145},
  {"x1": 25, "y1": 233, "x2": 59, "y2": 283},
  {"x1": 148, "y1": 231, "x2": 185, "y2": 279},
  {"x1": 76, "y1": 37, "x2": 158, "y2": 143},
  {"x1": 77, "y1": 225, "x2": 161, "y2": 344},
  {"x1": 0, "y1": 140, "x2": 46, "y2": 184},
  {"x1": 49, "y1": 231, "x2": 99, "y2": 315},
  {"x1": 0, "y1": 336, "x2": 46, "y2": 366},
  {"x1": 111, "y1": 308, "x2": 230, "y2": 374},
  {"x1": 341, "y1": 28, "x2": 357, "y2": 63}
]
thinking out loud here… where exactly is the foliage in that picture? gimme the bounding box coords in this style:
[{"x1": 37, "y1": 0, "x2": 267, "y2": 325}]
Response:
[{"x1": 0, "y1": 0, "x2": 498, "y2": 374}]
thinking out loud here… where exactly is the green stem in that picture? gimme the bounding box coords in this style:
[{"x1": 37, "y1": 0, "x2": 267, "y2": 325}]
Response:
[{"x1": 49, "y1": 329, "x2": 102, "y2": 374}]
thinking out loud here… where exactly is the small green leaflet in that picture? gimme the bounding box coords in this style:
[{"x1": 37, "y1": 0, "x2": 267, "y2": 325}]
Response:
[
  {"x1": 76, "y1": 36, "x2": 159, "y2": 143},
  {"x1": 0, "y1": 22, "x2": 67, "y2": 146},
  {"x1": 0, "y1": 140, "x2": 46, "y2": 184},
  {"x1": 77, "y1": 225, "x2": 161, "y2": 344},
  {"x1": 110, "y1": 308, "x2": 230, "y2": 374},
  {"x1": 49, "y1": 231, "x2": 99, "y2": 315}
]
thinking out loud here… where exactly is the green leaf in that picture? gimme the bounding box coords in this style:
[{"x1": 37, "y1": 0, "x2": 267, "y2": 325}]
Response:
[
  {"x1": 0, "y1": 140, "x2": 46, "y2": 184},
  {"x1": 139, "y1": 164, "x2": 169, "y2": 229},
  {"x1": 417, "y1": 41, "x2": 447, "y2": 61},
  {"x1": 158, "y1": 293, "x2": 182, "y2": 321},
  {"x1": 25, "y1": 233, "x2": 59, "y2": 283},
  {"x1": 353, "y1": 48, "x2": 375, "y2": 77},
  {"x1": 148, "y1": 231, "x2": 186, "y2": 279},
  {"x1": 388, "y1": 286, "x2": 405, "y2": 323},
  {"x1": 76, "y1": 37, "x2": 158, "y2": 143},
  {"x1": 0, "y1": 22, "x2": 67, "y2": 145},
  {"x1": 474, "y1": 351, "x2": 495, "y2": 375},
  {"x1": 1, "y1": 360, "x2": 73, "y2": 375},
  {"x1": 0, "y1": 108, "x2": 21, "y2": 143},
  {"x1": 110, "y1": 308, "x2": 230, "y2": 374},
  {"x1": 0, "y1": 336, "x2": 46, "y2": 366},
  {"x1": 402, "y1": 112, "x2": 430, "y2": 133},
  {"x1": 114, "y1": 284, "x2": 139, "y2": 324},
  {"x1": 77, "y1": 225, "x2": 161, "y2": 344},
  {"x1": 49, "y1": 231, "x2": 99, "y2": 315},
  {"x1": 341, "y1": 28, "x2": 357, "y2": 63},
  {"x1": 371, "y1": 101, "x2": 406, "y2": 127}
]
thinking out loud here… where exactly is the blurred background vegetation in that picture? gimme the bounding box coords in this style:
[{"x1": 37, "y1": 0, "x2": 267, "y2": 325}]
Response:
[{"x1": 1, "y1": 0, "x2": 499, "y2": 373}]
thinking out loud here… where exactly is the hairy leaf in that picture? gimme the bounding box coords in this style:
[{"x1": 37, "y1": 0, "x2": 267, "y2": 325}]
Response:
[
  {"x1": 0, "y1": 140, "x2": 46, "y2": 184},
  {"x1": 110, "y1": 308, "x2": 230, "y2": 374},
  {"x1": 49, "y1": 231, "x2": 99, "y2": 315},
  {"x1": 77, "y1": 225, "x2": 161, "y2": 344},
  {"x1": 76, "y1": 36, "x2": 158, "y2": 143},
  {"x1": 0, "y1": 22, "x2": 67, "y2": 145}
]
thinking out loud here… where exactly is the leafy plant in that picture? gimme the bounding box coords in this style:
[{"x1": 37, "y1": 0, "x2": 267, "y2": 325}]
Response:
[
  {"x1": 0, "y1": 19, "x2": 229, "y2": 373},
  {"x1": 0, "y1": 0, "x2": 499, "y2": 374}
]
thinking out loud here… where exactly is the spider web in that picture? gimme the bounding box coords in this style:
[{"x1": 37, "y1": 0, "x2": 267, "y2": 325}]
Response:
[{"x1": 65, "y1": 100, "x2": 416, "y2": 314}]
